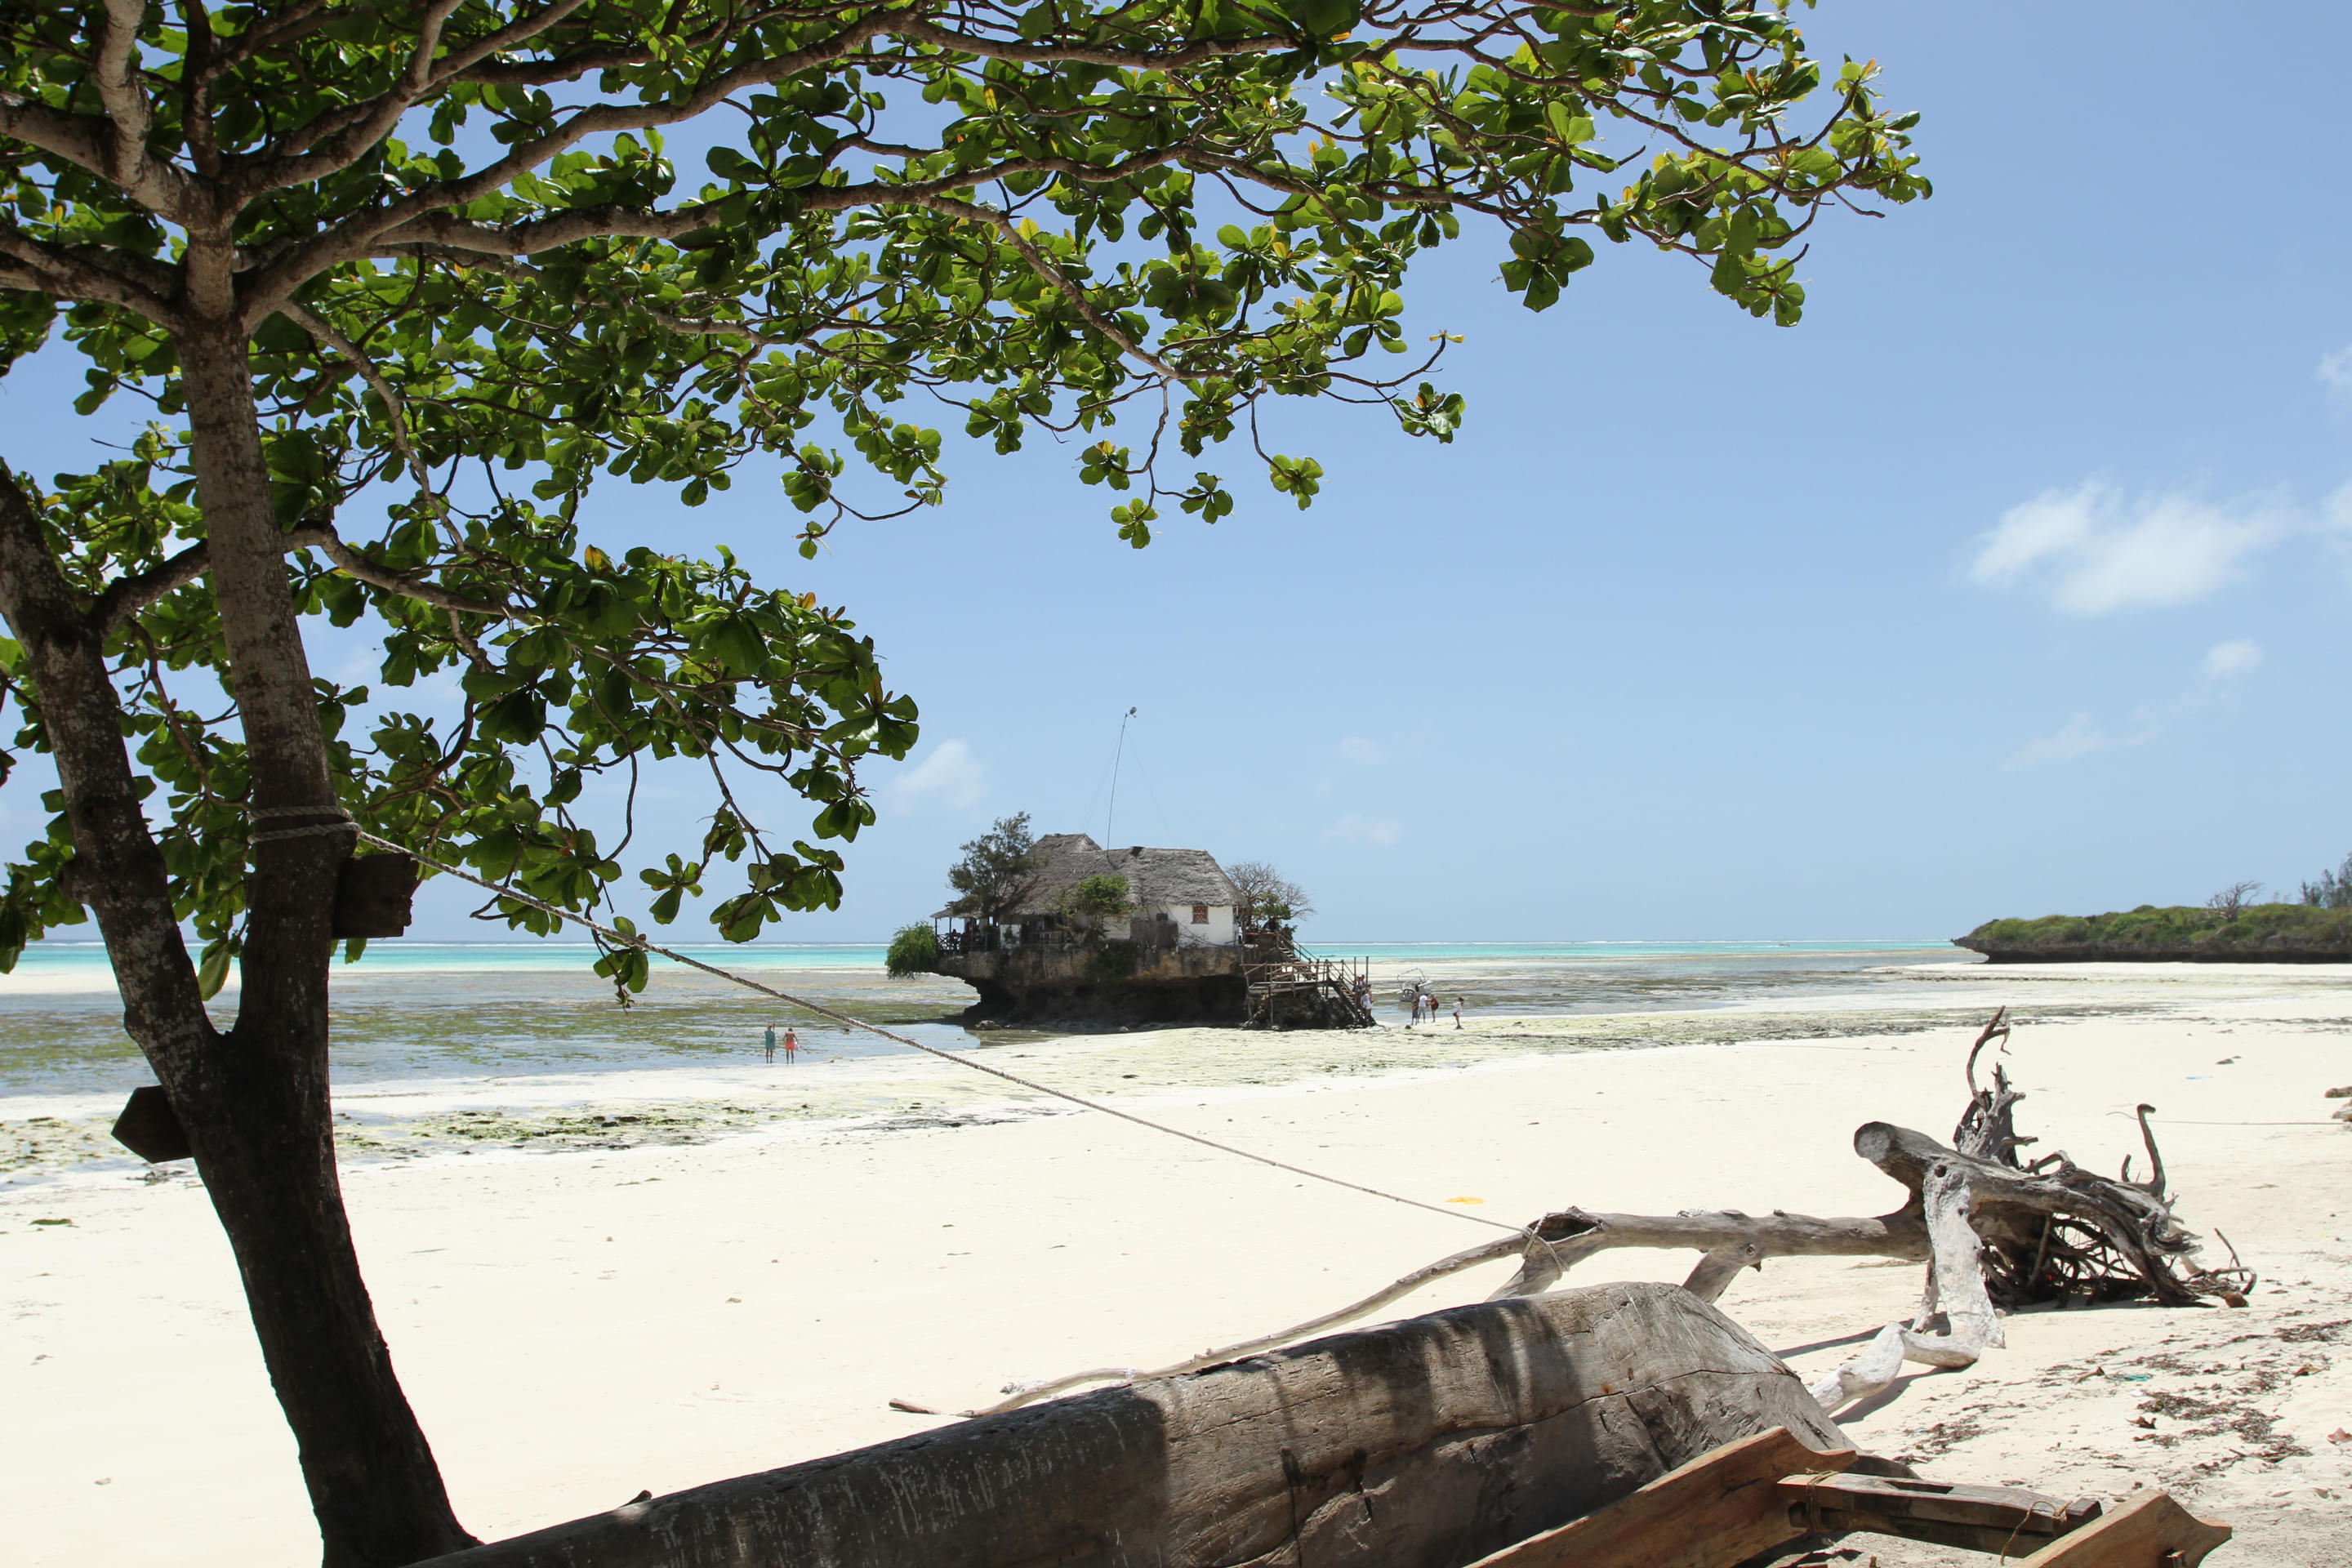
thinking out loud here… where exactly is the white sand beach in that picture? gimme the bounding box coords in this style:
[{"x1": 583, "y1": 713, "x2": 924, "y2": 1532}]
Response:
[{"x1": 5, "y1": 963, "x2": 2350, "y2": 1565}]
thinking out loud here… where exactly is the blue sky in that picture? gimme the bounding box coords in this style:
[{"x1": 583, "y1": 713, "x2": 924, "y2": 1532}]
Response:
[{"x1": 7, "y1": 0, "x2": 2350, "y2": 944}]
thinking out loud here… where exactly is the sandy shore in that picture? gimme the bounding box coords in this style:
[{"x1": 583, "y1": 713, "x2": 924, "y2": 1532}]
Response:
[{"x1": 5, "y1": 964, "x2": 2350, "y2": 1564}]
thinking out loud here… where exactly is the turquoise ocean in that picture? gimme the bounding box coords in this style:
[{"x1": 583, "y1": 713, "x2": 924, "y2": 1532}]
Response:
[{"x1": 0, "y1": 938, "x2": 1971, "y2": 1102}]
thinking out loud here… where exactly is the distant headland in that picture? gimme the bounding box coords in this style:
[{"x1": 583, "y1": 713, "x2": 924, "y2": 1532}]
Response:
[
  {"x1": 1958, "y1": 853, "x2": 2352, "y2": 963},
  {"x1": 1957, "y1": 899, "x2": 2352, "y2": 964}
]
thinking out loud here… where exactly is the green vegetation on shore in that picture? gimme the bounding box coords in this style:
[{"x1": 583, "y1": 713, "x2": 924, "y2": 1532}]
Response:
[
  {"x1": 885, "y1": 924, "x2": 942, "y2": 978},
  {"x1": 1961, "y1": 902, "x2": 2352, "y2": 958}
]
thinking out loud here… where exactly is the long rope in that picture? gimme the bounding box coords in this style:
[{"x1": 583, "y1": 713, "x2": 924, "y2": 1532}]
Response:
[{"x1": 352, "y1": 828, "x2": 1530, "y2": 1240}]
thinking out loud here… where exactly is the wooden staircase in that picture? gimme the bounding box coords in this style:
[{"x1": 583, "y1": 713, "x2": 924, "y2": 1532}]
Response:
[{"x1": 1241, "y1": 938, "x2": 1373, "y2": 1029}]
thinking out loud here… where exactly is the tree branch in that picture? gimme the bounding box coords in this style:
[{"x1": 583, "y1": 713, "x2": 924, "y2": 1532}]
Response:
[
  {"x1": 93, "y1": 0, "x2": 154, "y2": 171},
  {"x1": 0, "y1": 91, "x2": 114, "y2": 182},
  {"x1": 905, "y1": 191, "x2": 1183, "y2": 381},
  {"x1": 0, "y1": 459, "x2": 214, "y2": 1079},
  {"x1": 278, "y1": 301, "x2": 438, "y2": 501},
  {"x1": 909, "y1": 1196, "x2": 1931, "y2": 1419},
  {"x1": 87, "y1": 540, "x2": 216, "y2": 636},
  {"x1": 369, "y1": 142, "x2": 1192, "y2": 263},
  {"x1": 240, "y1": 14, "x2": 897, "y2": 312},
  {"x1": 303, "y1": 528, "x2": 508, "y2": 618},
  {"x1": 374, "y1": 198, "x2": 737, "y2": 258},
  {"x1": 177, "y1": 0, "x2": 224, "y2": 179},
  {"x1": 234, "y1": 0, "x2": 511, "y2": 197},
  {"x1": 893, "y1": 19, "x2": 1290, "y2": 69},
  {"x1": 448, "y1": 1, "x2": 804, "y2": 86},
  {"x1": 194, "y1": 0, "x2": 334, "y2": 84},
  {"x1": 421, "y1": 0, "x2": 599, "y2": 96},
  {"x1": 87, "y1": 0, "x2": 198, "y2": 219},
  {"x1": 86, "y1": 516, "x2": 514, "y2": 637},
  {"x1": 240, "y1": 7, "x2": 1298, "y2": 314},
  {"x1": 368, "y1": 167, "x2": 1190, "y2": 383},
  {"x1": 0, "y1": 221, "x2": 180, "y2": 322}
]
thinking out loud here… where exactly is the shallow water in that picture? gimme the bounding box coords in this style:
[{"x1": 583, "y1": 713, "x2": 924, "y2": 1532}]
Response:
[
  {"x1": 0, "y1": 938, "x2": 1967, "y2": 1102},
  {"x1": 1333, "y1": 938, "x2": 1973, "y2": 1018}
]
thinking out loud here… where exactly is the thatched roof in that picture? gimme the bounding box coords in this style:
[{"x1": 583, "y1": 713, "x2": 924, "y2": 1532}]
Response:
[{"x1": 936, "y1": 832, "x2": 1240, "y2": 920}]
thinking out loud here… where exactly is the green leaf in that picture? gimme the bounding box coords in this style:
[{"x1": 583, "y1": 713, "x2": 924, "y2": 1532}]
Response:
[{"x1": 198, "y1": 940, "x2": 235, "y2": 1000}]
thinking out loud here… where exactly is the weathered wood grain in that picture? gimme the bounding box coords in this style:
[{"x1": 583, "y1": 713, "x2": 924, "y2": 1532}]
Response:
[
  {"x1": 2010, "y1": 1490, "x2": 2230, "y2": 1567},
  {"x1": 1779, "y1": 1471, "x2": 2100, "y2": 1555},
  {"x1": 413, "y1": 1283, "x2": 1845, "y2": 1568},
  {"x1": 1460, "y1": 1427, "x2": 1853, "y2": 1568}
]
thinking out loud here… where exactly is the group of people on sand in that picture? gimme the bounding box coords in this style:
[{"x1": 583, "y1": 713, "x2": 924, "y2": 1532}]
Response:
[
  {"x1": 1401, "y1": 987, "x2": 1463, "y2": 1029},
  {"x1": 762, "y1": 1024, "x2": 799, "y2": 1063}
]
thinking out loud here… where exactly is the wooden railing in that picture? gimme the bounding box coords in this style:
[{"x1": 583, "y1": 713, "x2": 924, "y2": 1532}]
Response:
[{"x1": 1242, "y1": 942, "x2": 1374, "y2": 1027}]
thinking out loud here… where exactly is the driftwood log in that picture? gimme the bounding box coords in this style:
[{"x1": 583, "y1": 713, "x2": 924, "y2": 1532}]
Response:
[
  {"x1": 954, "y1": 1012, "x2": 2252, "y2": 1422},
  {"x1": 417, "y1": 1283, "x2": 1846, "y2": 1568}
]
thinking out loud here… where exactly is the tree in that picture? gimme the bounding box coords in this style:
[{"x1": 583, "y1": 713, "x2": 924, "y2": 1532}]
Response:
[
  {"x1": 2206, "y1": 880, "x2": 2262, "y2": 922},
  {"x1": 1228, "y1": 858, "x2": 1312, "y2": 927},
  {"x1": 1057, "y1": 870, "x2": 1130, "y2": 933},
  {"x1": 0, "y1": 2, "x2": 1923, "y2": 1560},
  {"x1": 2302, "y1": 854, "x2": 2352, "y2": 910},
  {"x1": 886, "y1": 920, "x2": 942, "y2": 974},
  {"x1": 946, "y1": 810, "x2": 1043, "y2": 921}
]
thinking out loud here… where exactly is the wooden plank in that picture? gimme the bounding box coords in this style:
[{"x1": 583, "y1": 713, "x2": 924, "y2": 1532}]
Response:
[
  {"x1": 1463, "y1": 1428, "x2": 1856, "y2": 1568},
  {"x1": 2011, "y1": 1491, "x2": 2232, "y2": 1567},
  {"x1": 1779, "y1": 1472, "x2": 2100, "y2": 1556},
  {"x1": 415, "y1": 1283, "x2": 1848, "y2": 1568}
]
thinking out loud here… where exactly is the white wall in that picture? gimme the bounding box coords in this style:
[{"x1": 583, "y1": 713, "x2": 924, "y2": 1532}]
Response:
[{"x1": 1161, "y1": 902, "x2": 1236, "y2": 947}]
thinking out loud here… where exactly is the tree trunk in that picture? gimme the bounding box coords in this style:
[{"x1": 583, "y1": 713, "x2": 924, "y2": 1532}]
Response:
[
  {"x1": 416, "y1": 1282, "x2": 1850, "y2": 1568},
  {"x1": 175, "y1": 321, "x2": 475, "y2": 1566},
  {"x1": 1, "y1": 312, "x2": 474, "y2": 1566}
]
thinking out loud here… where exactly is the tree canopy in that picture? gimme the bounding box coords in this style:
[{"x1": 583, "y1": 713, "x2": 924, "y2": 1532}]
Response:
[
  {"x1": 1057, "y1": 869, "x2": 1129, "y2": 929},
  {"x1": 946, "y1": 808, "x2": 1042, "y2": 920},
  {"x1": 885, "y1": 918, "x2": 942, "y2": 973},
  {"x1": 1227, "y1": 858, "x2": 1311, "y2": 925}
]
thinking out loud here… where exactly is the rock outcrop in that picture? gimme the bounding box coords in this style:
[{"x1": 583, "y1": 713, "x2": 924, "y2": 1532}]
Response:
[{"x1": 941, "y1": 940, "x2": 1249, "y2": 1025}]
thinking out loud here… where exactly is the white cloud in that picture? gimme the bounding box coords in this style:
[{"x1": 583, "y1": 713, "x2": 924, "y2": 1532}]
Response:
[
  {"x1": 1971, "y1": 482, "x2": 2296, "y2": 614},
  {"x1": 2328, "y1": 482, "x2": 2352, "y2": 560},
  {"x1": 1316, "y1": 734, "x2": 1410, "y2": 800},
  {"x1": 882, "y1": 739, "x2": 987, "y2": 812},
  {"x1": 2006, "y1": 714, "x2": 2114, "y2": 770},
  {"x1": 2320, "y1": 345, "x2": 2352, "y2": 396},
  {"x1": 2005, "y1": 639, "x2": 2263, "y2": 770},
  {"x1": 1325, "y1": 813, "x2": 1402, "y2": 848},
  {"x1": 2199, "y1": 638, "x2": 2264, "y2": 681}
]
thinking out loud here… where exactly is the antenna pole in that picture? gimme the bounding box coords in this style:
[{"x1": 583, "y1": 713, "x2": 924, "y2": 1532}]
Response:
[{"x1": 1106, "y1": 706, "x2": 1137, "y2": 844}]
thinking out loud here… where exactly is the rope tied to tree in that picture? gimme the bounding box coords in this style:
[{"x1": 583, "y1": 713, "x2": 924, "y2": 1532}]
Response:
[{"x1": 247, "y1": 804, "x2": 359, "y2": 845}]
